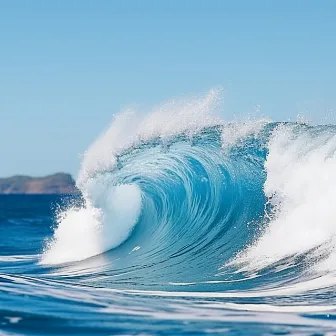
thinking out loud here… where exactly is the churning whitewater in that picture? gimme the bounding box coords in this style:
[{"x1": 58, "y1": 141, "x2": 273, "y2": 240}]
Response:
[{"x1": 2, "y1": 90, "x2": 336, "y2": 334}]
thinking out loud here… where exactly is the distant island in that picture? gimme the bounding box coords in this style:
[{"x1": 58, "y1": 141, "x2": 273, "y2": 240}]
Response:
[{"x1": 0, "y1": 173, "x2": 79, "y2": 194}]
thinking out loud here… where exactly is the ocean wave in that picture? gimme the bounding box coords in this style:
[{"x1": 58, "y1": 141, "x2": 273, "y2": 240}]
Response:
[{"x1": 41, "y1": 91, "x2": 336, "y2": 301}]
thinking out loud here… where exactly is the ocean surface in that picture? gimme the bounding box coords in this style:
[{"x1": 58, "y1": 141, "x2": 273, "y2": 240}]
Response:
[{"x1": 2, "y1": 92, "x2": 336, "y2": 335}]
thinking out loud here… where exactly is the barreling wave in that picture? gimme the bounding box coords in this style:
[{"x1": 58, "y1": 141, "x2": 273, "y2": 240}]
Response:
[{"x1": 41, "y1": 90, "x2": 336, "y2": 300}]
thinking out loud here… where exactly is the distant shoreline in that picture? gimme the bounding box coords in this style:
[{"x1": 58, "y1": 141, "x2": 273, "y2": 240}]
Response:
[{"x1": 0, "y1": 173, "x2": 80, "y2": 195}]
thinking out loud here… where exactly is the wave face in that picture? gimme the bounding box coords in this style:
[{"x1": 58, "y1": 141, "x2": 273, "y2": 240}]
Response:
[
  {"x1": 4, "y1": 91, "x2": 336, "y2": 334},
  {"x1": 42, "y1": 91, "x2": 336, "y2": 295}
]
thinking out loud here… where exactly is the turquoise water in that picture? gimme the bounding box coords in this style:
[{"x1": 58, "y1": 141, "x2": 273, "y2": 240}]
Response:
[{"x1": 1, "y1": 121, "x2": 336, "y2": 335}]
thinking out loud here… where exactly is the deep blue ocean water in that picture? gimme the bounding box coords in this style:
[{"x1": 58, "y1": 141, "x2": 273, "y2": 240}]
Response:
[{"x1": 2, "y1": 118, "x2": 336, "y2": 335}]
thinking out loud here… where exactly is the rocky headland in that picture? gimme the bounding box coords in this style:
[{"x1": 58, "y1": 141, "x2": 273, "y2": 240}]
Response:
[{"x1": 0, "y1": 173, "x2": 79, "y2": 194}]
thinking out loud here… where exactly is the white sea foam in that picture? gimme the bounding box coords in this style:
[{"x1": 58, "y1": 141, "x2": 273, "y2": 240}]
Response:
[
  {"x1": 235, "y1": 124, "x2": 336, "y2": 273},
  {"x1": 41, "y1": 184, "x2": 142, "y2": 264}
]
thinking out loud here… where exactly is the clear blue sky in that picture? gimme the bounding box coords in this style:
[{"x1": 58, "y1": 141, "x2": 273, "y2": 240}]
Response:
[{"x1": 1, "y1": 1, "x2": 335, "y2": 177}]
